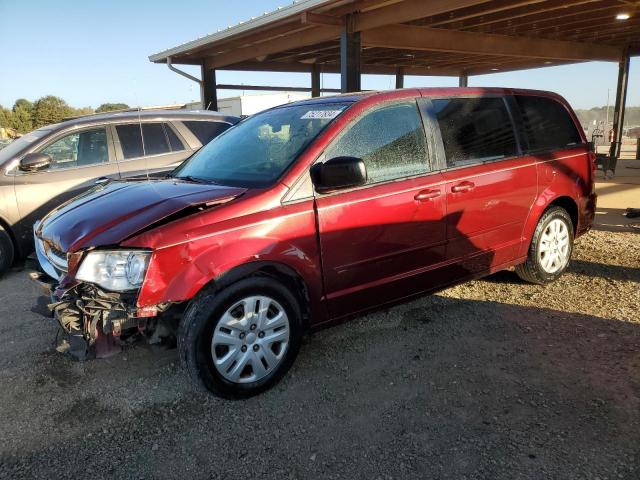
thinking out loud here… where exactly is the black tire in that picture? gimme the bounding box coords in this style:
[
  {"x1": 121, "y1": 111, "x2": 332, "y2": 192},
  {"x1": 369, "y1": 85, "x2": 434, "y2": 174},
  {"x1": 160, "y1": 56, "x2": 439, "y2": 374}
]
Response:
[
  {"x1": 178, "y1": 276, "x2": 303, "y2": 399},
  {"x1": 516, "y1": 206, "x2": 574, "y2": 285},
  {"x1": 0, "y1": 226, "x2": 14, "y2": 277}
]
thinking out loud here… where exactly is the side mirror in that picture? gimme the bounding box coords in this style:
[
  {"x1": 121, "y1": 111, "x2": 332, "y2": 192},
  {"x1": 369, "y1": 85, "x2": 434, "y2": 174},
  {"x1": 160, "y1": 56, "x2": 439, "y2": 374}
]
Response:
[
  {"x1": 310, "y1": 156, "x2": 367, "y2": 194},
  {"x1": 19, "y1": 153, "x2": 52, "y2": 172}
]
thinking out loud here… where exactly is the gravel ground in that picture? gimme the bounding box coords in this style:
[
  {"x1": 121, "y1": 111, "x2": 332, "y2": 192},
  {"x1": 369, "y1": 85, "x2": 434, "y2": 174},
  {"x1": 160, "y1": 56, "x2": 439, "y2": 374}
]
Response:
[{"x1": 0, "y1": 229, "x2": 638, "y2": 480}]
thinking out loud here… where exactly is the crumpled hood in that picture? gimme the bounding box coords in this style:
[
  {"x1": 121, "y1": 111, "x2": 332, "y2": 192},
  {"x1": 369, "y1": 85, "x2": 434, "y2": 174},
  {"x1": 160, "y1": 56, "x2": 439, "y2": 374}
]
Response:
[{"x1": 36, "y1": 179, "x2": 246, "y2": 252}]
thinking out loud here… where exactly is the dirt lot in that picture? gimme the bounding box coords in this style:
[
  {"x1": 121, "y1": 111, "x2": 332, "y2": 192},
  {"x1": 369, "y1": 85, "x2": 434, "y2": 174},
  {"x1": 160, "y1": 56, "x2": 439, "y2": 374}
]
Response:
[{"x1": 0, "y1": 228, "x2": 639, "y2": 480}]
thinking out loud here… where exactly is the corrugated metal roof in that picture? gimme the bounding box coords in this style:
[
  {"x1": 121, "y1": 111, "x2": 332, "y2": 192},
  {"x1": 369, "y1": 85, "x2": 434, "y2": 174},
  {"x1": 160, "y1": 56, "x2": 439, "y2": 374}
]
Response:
[{"x1": 148, "y1": 0, "x2": 335, "y2": 63}]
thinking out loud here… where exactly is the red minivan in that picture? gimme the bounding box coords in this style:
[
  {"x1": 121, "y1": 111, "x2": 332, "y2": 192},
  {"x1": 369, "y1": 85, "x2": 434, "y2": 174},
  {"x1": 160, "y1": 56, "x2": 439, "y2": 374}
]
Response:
[{"x1": 34, "y1": 88, "x2": 596, "y2": 398}]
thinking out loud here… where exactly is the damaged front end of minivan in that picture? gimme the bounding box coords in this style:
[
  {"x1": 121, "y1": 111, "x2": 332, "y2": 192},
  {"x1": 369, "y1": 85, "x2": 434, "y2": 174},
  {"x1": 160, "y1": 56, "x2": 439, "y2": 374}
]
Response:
[
  {"x1": 30, "y1": 179, "x2": 246, "y2": 360},
  {"x1": 31, "y1": 245, "x2": 181, "y2": 360},
  {"x1": 51, "y1": 283, "x2": 178, "y2": 360}
]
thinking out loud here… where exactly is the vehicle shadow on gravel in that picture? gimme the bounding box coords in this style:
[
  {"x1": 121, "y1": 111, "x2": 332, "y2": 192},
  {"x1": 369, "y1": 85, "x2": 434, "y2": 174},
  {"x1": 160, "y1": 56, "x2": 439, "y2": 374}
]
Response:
[
  {"x1": 480, "y1": 257, "x2": 640, "y2": 285},
  {"x1": 3, "y1": 290, "x2": 640, "y2": 479}
]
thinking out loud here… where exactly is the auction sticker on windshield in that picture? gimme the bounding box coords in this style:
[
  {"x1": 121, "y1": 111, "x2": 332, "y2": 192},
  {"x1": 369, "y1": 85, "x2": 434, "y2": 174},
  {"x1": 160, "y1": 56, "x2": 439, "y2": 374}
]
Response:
[{"x1": 301, "y1": 110, "x2": 344, "y2": 120}]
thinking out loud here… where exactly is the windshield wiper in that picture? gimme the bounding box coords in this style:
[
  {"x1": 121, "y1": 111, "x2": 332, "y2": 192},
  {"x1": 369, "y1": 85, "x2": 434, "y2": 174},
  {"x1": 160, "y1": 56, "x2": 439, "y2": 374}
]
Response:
[{"x1": 176, "y1": 175, "x2": 214, "y2": 184}]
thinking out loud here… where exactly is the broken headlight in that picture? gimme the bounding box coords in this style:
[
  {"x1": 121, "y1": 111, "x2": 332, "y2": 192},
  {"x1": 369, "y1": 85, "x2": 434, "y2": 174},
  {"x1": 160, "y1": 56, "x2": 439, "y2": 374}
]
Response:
[{"x1": 76, "y1": 250, "x2": 151, "y2": 292}]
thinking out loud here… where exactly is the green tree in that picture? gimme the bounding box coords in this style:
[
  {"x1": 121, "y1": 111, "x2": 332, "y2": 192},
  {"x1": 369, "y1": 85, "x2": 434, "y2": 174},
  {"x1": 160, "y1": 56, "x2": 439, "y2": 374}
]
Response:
[
  {"x1": 0, "y1": 105, "x2": 13, "y2": 129},
  {"x1": 31, "y1": 95, "x2": 73, "y2": 128},
  {"x1": 10, "y1": 106, "x2": 33, "y2": 133},
  {"x1": 70, "y1": 106, "x2": 94, "y2": 117},
  {"x1": 13, "y1": 98, "x2": 33, "y2": 115},
  {"x1": 96, "y1": 103, "x2": 129, "y2": 113}
]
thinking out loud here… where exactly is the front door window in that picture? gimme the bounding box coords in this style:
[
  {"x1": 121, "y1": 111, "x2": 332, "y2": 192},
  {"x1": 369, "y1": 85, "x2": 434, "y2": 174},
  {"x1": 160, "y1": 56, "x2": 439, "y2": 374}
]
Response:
[
  {"x1": 40, "y1": 128, "x2": 109, "y2": 169},
  {"x1": 325, "y1": 101, "x2": 429, "y2": 184}
]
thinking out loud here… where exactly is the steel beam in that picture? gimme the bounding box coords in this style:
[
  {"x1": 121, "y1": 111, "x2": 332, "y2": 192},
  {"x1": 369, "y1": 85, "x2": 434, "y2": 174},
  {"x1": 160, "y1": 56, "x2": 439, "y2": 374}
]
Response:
[
  {"x1": 341, "y1": 18, "x2": 361, "y2": 93},
  {"x1": 362, "y1": 24, "x2": 621, "y2": 62},
  {"x1": 311, "y1": 64, "x2": 321, "y2": 97},
  {"x1": 216, "y1": 84, "x2": 341, "y2": 93},
  {"x1": 607, "y1": 49, "x2": 630, "y2": 174},
  {"x1": 201, "y1": 65, "x2": 218, "y2": 111},
  {"x1": 395, "y1": 67, "x2": 404, "y2": 89}
]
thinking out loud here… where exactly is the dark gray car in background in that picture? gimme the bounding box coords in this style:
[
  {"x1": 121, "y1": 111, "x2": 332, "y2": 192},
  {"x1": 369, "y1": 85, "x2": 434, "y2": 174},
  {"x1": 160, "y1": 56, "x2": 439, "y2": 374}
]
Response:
[{"x1": 0, "y1": 109, "x2": 239, "y2": 274}]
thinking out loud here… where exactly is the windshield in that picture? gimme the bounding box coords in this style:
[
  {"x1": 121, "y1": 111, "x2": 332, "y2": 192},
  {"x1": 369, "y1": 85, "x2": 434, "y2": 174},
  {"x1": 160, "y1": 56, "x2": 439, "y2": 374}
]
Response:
[
  {"x1": 0, "y1": 127, "x2": 54, "y2": 167},
  {"x1": 173, "y1": 102, "x2": 352, "y2": 187}
]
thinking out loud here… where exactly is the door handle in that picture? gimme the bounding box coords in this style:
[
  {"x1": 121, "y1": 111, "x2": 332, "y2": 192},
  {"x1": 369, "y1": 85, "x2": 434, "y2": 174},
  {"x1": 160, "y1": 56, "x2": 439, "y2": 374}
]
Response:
[
  {"x1": 451, "y1": 181, "x2": 475, "y2": 193},
  {"x1": 414, "y1": 189, "x2": 442, "y2": 201},
  {"x1": 95, "y1": 177, "x2": 110, "y2": 185}
]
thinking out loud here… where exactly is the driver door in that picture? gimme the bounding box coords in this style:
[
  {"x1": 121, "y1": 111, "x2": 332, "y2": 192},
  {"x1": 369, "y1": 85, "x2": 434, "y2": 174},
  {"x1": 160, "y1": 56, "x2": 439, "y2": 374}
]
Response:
[
  {"x1": 314, "y1": 100, "x2": 448, "y2": 319},
  {"x1": 13, "y1": 125, "x2": 120, "y2": 247}
]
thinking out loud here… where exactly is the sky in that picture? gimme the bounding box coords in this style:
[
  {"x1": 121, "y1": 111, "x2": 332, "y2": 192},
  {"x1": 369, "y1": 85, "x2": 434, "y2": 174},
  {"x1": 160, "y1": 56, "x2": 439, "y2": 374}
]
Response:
[{"x1": 0, "y1": 0, "x2": 637, "y2": 111}]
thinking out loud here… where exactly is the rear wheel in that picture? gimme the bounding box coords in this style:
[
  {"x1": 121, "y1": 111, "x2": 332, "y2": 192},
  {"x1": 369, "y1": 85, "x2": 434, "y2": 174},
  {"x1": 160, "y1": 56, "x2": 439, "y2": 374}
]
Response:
[
  {"x1": 516, "y1": 206, "x2": 574, "y2": 285},
  {"x1": 178, "y1": 276, "x2": 302, "y2": 398},
  {"x1": 0, "y1": 226, "x2": 14, "y2": 277}
]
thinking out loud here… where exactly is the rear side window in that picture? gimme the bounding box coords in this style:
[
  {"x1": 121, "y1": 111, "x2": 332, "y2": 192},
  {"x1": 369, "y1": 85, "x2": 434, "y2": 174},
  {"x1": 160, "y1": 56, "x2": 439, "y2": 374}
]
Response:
[
  {"x1": 184, "y1": 121, "x2": 231, "y2": 145},
  {"x1": 431, "y1": 97, "x2": 518, "y2": 167},
  {"x1": 515, "y1": 95, "x2": 581, "y2": 153},
  {"x1": 115, "y1": 124, "x2": 143, "y2": 159},
  {"x1": 165, "y1": 124, "x2": 185, "y2": 151},
  {"x1": 115, "y1": 123, "x2": 180, "y2": 159},
  {"x1": 325, "y1": 101, "x2": 429, "y2": 185},
  {"x1": 140, "y1": 123, "x2": 170, "y2": 156}
]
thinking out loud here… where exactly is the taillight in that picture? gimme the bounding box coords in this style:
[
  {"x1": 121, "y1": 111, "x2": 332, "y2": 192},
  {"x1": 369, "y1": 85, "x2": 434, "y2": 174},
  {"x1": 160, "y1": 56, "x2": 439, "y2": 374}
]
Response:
[
  {"x1": 588, "y1": 151, "x2": 596, "y2": 173},
  {"x1": 588, "y1": 151, "x2": 597, "y2": 193}
]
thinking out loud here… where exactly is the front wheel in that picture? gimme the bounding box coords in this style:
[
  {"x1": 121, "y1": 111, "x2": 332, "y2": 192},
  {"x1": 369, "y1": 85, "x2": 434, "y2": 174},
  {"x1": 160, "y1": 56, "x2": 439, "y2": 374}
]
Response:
[
  {"x1": 516, "y1": 206, "x2": 574, "y2": 285},
  {"x1": 0, "y1": 226, "x2": 14, "y2": 277},
  {"x1": 178, "y1": 276, "x2": 303, "y2": 398}
]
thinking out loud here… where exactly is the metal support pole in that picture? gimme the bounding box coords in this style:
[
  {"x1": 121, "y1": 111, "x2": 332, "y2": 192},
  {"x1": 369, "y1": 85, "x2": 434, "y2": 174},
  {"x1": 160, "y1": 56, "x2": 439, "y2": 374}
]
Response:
[
  {"x1": 201, "y1": 65, "x2": 218, "y2": 111},
  {"x1": 311, "y1": 64, "x2": 321, "y2": 98},
  {"x1": 340, "y1": 17, "x2": 361, "y2": 93},
  {"x1": 608, "y1": 49, "x2": 630, "y2": 174},
  {"x1": 459, "y1": 74, "x2": 469, "y2": 87},
  {"x1": 395, "y1": 67, "x2": 405, "y2": 89}
]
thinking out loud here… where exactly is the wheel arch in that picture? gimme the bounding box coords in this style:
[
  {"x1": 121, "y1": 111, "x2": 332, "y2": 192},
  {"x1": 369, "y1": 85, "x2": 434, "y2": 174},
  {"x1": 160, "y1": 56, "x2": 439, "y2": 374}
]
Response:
[
  {"x1": 200, "y1": 261, "x2": 313, "y2": 330},
  {"x1": 519, "y1": 194, "x2": 579, "y2": 258},
  {"x1": 547, "y1": 196, "x2": 578, "y2": 234}
]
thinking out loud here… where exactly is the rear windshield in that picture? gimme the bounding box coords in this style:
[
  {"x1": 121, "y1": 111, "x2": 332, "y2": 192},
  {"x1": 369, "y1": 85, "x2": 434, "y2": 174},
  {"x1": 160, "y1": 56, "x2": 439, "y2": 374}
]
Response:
[
  {"x1": 515, "y1": 95, "x2": 582, "y2": 153},
  {"x1": 173, "y1": 102, "x2": 351, "y2": 188}
]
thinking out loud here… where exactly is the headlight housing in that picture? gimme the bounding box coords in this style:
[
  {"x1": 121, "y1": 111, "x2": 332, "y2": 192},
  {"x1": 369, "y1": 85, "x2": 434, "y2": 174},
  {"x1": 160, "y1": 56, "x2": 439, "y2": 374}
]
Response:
[{"x1": 76, "y1": 250, "x2": 151, "y2": 292}]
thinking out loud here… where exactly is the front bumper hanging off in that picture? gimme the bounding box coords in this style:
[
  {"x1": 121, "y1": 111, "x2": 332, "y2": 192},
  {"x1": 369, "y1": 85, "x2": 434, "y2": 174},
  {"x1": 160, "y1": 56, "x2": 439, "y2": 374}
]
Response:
[{"x1": 31, "y1": 271, "x2": 154, "y2": 360}]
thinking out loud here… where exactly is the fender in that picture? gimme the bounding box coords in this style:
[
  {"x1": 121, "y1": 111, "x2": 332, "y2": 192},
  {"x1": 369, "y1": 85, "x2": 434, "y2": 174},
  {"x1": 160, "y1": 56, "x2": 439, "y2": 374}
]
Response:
[{"x1": 130, "y1": 198, "x2": 327, "y2": 325}]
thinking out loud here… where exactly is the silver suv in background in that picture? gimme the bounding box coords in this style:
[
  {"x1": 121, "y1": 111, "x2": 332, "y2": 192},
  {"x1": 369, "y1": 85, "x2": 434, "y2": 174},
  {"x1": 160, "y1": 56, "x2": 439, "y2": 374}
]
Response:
[{"x1": 0, "y1": 109, "x2": 239, "y2": 275}]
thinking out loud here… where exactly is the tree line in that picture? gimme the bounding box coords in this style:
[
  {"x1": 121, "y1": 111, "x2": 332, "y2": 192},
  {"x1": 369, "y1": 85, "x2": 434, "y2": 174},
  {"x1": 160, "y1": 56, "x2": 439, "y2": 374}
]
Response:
[{"x1": 0, "y1": 96, "x2": 129, "y2": 134}]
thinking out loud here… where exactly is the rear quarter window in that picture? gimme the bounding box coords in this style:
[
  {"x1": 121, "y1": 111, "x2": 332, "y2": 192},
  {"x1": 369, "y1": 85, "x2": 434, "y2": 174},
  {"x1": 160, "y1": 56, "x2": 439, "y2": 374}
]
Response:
[
  {"x1": 184, "y1": 121, "x2": 231, "y2": 146},
  {"x1": 431, "y1": 97, "x2": 518, "y2": 167},
  {"x1": 515, "y1": 95, "x2": 582, "y2": 153}
]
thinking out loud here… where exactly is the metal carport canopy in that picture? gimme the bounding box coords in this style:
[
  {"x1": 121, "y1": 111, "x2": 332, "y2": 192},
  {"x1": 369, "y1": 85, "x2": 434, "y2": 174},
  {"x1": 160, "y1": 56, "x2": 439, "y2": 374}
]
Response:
[
  {"x1": 150, "y1": 0, "x2": 638, "y2": 77},
  {"x1": 149, "y1": 0, "x2": 638, "y2": 164}
]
